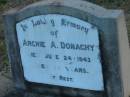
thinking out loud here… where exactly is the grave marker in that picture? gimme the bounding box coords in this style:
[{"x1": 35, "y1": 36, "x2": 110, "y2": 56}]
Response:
[{"x1": 3, "y1": 0, "x2": 130, "y2": 97}]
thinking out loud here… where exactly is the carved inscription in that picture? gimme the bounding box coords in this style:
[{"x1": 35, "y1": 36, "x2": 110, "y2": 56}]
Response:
[{"x1": 16, "y1": 14, "x2": 104, "y2": 90}]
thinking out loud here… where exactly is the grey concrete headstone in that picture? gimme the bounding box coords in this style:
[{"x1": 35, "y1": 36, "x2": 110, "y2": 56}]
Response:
[{"x1": 3, "y1": 0, "x2": 130, "y2": 97}]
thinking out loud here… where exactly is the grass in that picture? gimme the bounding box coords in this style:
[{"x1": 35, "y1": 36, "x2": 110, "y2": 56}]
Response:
[
  {"x1": 0, "y1": 39, "x2": 9, "y2": 71},
  {"x1": 0, "y1": 0, "x2": 7, "y2": 5}
]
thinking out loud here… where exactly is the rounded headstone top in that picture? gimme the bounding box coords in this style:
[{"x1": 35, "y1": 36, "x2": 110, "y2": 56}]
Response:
[
  {"x1": 19, "y1": 0, "x2": 107, "y2": 17},
  {"x1": 3, "y1": 0, "x2": 123, "y2": 19}
]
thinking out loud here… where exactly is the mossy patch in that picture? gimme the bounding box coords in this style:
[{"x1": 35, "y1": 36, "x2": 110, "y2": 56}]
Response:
[
  {"x1": 0, "y1": 0, "x2": 7, "y2": 5},
  {"x1": 0, "y1": 39, "x2": 9, "y2": 70}
]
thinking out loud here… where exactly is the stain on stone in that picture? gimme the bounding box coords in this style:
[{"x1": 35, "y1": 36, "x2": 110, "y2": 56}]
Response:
[{"x1": 50, "y1": 1, "x2": 62, "y2": 7}]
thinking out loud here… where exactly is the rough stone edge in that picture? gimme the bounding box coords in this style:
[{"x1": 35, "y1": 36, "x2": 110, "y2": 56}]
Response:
[
  {"x1": 3, "y1": 0, "x2": 123, "y2": 19},
  {"x1": 2, "y1": 8, "x2": 26, "y2": 91},
  {"x1": 116, "y1": 11, "x2": 130, "y2": 97}
]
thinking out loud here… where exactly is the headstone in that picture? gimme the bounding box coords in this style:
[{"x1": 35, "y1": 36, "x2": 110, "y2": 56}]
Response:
[{"x1": 3, "y1": 0, "x2": 130, "y2": 97}]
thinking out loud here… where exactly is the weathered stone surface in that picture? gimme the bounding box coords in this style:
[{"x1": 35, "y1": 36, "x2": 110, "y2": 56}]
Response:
[
  {"x1": 60, "y1": 88, "x2": 78, "y2": 97},
  {"x1": 0, "y1": 73, "x2": 14, "y2": 97},
  {"x1": 117, "y1": 12, "x2": 130, "y2": 97}
]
